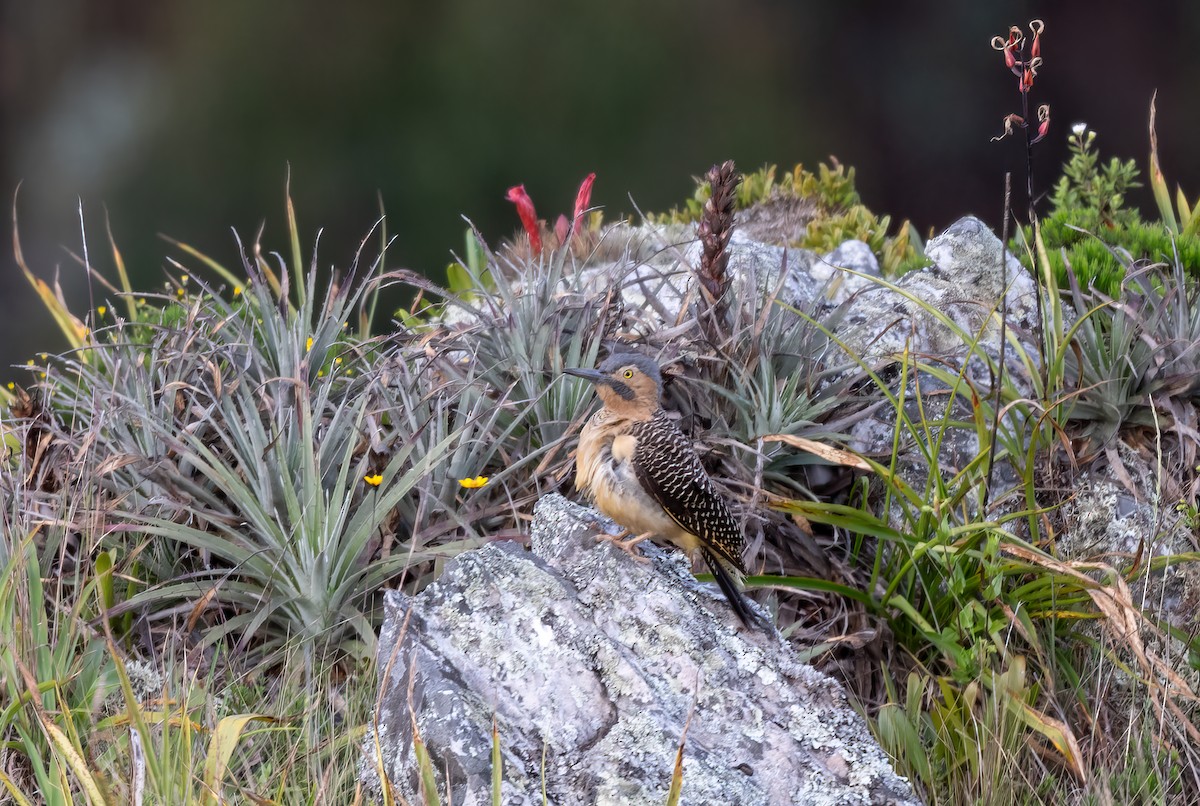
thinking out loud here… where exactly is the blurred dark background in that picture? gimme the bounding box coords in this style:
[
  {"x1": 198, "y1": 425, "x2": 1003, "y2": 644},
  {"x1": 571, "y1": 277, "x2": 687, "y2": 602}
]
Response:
[{"x1": 4, "y1": 1, "x2": 1199, "y2": 373}]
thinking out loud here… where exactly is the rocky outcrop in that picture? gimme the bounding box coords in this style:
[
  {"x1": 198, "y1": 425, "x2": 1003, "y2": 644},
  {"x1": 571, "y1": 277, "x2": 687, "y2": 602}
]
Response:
[{"x1": 362, "y1": 494, "x2": 919, "y2": 805}]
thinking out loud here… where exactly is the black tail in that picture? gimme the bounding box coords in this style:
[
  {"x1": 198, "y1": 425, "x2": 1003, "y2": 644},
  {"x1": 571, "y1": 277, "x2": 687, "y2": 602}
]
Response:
[{"x1": 702, "y1": 549, "x2": 768, "y2": 631}]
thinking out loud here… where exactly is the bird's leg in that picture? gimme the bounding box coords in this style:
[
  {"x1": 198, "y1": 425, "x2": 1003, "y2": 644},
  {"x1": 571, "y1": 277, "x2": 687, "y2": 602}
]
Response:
[{"x1": 595, "y1": 529, "x2": 654, "y2": 563}]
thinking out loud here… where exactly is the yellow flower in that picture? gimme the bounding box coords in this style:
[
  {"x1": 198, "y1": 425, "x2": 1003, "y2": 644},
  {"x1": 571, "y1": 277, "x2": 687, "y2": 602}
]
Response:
[
  {"x1": 26, "y1": 359, "x2": 33, "y2": 366},
  {"x1": 6, "y1": 382, "x2": 13, "y2": 391},
  {"x1": 176, "y1": 287, "x2": 185, "y2": 298},
  {"x1": 363, "y1": 473, "x2": 383, "y2": 487},
  {"x1": 180, "y1": 274, "x2": 189, "y2": 285},
  {"x1": 306, "y1": 337, "x2": 314, "y2": 353},
  {"x1": 97, "y1": 305, "x2": 107, "y2": 316},
  {"x1": 233, "y1": 286, "x2": 243, "y2": 297},
  {"x1": 458, "y1": 475, "x2": 490, "y2": 489},
  {"x1": 317, "y1": 369, "x2": 325, "y2": 378},
  {"x1": 334, "y1": 357, "x2": 343, "y2": 365}
]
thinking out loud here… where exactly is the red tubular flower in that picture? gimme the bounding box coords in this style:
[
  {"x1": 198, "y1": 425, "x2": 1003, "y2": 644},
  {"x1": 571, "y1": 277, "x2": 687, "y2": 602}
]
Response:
[
  {"x1": 1031, "y1": 104, "x2": 1050, "y2": 144},
  {"x1": 1030, "y1": 19, "x2": 1044, "y2": 59},
  {"x1": 554, "y1": 215, "x2": 570, "y2": 244},
  {"x1": 506, "y1": 185, "x2": 542, "y2": 255},
  {"x1": 571, "y1": 173, "x2": 596, "y2": 231},
  {"x1": 992, "y1": 35, "x2": 1016, "y2": 71},
  {"x1": 1032, "y1": 118, "x2": 1050, "y2": 144}
]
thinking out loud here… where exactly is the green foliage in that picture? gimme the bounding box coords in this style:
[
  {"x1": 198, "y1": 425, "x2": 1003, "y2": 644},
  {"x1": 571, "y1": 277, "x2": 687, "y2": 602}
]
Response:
[
  {"x1": 656, "y1": 162, "x2": 861, "y2": 223},
  {"x1": 774, "y1": 231, "x2": 1200, "y2": 802},
  {"x1": 1058, "y1": 251, "x2": 1200, "y2": 450},
  {"x1": 1049, "y1": 126, "x2": 1142, "y2": 229},
  {"x1": 0, "y1": 531, "x2": 114, "y2": 804},
  {"x1": 1149, "y1": 94, "x2": 1200, "y2": 240},
  {"x1": 8, "y1": 167, "x2": 1200, "y2": 804},
  {"x1": 1029, "y1": 125, "x2": 1200, "y2": 294},
  {"x1": 876, "y1": 663, "x2": 1044, "y2": 805},
  {"x1": 400, "y1": 228, "x2": 496, "y2": 328},
  {"x1": 804, "y1": 206, "x2": 925, "y2": 277},
  {"x1": 41, "y1": 260, "x2": 449, "y2": 671},
  {"x1": 443, "y1": 243, "x2": 613, "y2": 456},
  {"x1": 684, "y1": 285, "x2": 864, "y2": 506},
  {"x1": 0, "y1": 532, "x2": 367, "y2": 802}
]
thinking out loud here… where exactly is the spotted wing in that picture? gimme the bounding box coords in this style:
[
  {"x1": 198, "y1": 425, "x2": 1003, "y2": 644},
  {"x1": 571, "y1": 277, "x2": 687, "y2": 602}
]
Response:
[{"x1": 628, "y1": 410, "x2": 746, "y2": 573}]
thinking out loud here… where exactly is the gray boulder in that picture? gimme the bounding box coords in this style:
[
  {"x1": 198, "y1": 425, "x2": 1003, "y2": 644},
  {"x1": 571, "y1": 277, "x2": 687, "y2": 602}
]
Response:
[
  {"x1": 362, "y1": 494, "x2": 919, "y2": 805},
  {"x1": 841, "y1": 216, "x2": 1040, "y2": 511},
  {"x1": 839, "y1": 215, "x2": 1037, "y2": 375}
]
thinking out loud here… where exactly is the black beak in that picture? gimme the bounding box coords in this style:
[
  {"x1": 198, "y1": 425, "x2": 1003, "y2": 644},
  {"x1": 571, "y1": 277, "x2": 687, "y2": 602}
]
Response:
[{"x1": 564, "y1": 367, "x2": 606, "y2": 385}]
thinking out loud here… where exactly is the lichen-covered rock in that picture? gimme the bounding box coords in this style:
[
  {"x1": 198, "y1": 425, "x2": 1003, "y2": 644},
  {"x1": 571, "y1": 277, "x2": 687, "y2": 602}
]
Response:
[
  {"x1": 574, "y1": 224, "x2": 828, "y2": 326},
  {"x1": 1057, "y1": 443, "x2": 1200, "y2": 635},
  {"x1": 836, "y1": 217, "x2": 1033, "y2": 504},
  {"x1": 815, "y1": 238, "x2": 882, "y2": 305},
  {"x1": 362, "y1": 494, "x2": 919, "y2": 805},
  {"x1": 839, "y1": 215, "x2": 1038, "y2": 373}
]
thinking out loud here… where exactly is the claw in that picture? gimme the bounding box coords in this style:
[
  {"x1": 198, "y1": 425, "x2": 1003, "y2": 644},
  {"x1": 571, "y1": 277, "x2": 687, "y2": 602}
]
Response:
[{"x1": 595, "y1": 529, "x2": 654, "y2": 563}]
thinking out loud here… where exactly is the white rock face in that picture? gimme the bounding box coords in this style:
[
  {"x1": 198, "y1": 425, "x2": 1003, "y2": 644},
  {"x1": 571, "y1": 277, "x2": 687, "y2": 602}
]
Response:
[{"x1": 363, "y1": 494, "x2": 919, "y2": 805}]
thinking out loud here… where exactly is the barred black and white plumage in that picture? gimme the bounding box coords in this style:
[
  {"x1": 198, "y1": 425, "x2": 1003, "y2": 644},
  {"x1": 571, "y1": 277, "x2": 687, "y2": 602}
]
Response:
[
  {"x1": 565, "y1": 353, "x2": 765, "y2": 629},
  {"x1": 628, "y1": 410, "x2": 746, "y2": 574}
]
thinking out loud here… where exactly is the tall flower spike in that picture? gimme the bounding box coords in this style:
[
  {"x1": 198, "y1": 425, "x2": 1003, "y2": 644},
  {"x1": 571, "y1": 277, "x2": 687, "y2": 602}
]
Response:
[{"x1": 505, "y1": 185, "x2": 542, "y2": 255}]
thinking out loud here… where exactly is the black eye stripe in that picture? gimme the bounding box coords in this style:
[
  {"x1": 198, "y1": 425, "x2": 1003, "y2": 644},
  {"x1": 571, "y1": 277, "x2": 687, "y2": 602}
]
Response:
[{"x1": 609, "y1": 380, "x2": 635, "y2": 400}]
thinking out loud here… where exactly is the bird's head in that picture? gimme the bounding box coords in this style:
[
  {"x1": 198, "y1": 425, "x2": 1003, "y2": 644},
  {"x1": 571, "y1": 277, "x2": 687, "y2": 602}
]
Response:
[{"x1": 565, "y1": 353, "x2": 663, "y2": 417}]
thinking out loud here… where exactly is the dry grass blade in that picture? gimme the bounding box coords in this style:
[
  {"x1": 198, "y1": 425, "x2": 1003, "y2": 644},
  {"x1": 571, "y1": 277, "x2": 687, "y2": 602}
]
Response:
[
  {"x1": 14, "y1": 655, "x2": 112, "y2": 804},
  {"x1": 665, "y1": 705, "x2": 695, "y2": 806},
  {"x1": 492, "y1": 717, "x2": 502, "y2": 806},
  {"x1": 12, "y1": 194, "x2": 90, "y2": 351},
  {"x1": 0, "y1": 775, "x2": 37, "y2": 806},
  {"x1": 201, "y1": 714, "x2": 278, "y2": 806},
  {"x1": 1001, "y1": 539, "x2": 1200, "y2": 760},
  {"x1": 130, "y1": 726, "x2": 145, "y2": 806},
  {"x1": 412, "y1": 728, "x2": 439, "y2": 806},
  {"x1": 1148, "y1": 91, "x2": 1177, "y2": 234},
  {"x1": 1014, "y1": 701, "x2": 1086, "y2": 783},
  {"x1": 762, "y1": 433, "x2": 872, "y2": 470}
]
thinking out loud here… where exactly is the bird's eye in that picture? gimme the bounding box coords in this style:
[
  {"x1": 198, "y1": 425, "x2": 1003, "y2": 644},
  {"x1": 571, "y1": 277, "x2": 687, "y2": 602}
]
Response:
[{"x1": 623, "y1": 369, "x2": 634, "y2": 379}]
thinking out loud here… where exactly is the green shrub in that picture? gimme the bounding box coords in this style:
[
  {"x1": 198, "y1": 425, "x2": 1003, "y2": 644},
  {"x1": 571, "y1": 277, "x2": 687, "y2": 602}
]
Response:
[{"x1": 1025, "y1": 124, "x2": 1200, "y2": 294}]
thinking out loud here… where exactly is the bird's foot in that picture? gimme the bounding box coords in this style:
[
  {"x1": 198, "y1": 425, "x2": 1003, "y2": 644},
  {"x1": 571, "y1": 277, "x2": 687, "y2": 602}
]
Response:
[{"x1": 595, "y1": 529, "x2": 653, "y2": 563}]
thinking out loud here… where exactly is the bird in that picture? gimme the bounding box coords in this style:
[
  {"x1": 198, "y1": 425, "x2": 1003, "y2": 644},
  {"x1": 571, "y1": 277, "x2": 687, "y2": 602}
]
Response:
[{"x1": 564, "y1": 352, "x2": 763, "y2": 629}]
